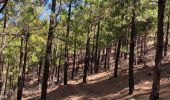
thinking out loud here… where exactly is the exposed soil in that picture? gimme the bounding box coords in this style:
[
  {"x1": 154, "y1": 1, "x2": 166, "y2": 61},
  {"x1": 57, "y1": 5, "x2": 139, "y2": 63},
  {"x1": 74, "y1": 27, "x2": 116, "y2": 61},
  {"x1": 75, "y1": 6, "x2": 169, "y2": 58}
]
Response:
[{"x1": 21, "y1": 42, "x2": 170, "y2": 100}]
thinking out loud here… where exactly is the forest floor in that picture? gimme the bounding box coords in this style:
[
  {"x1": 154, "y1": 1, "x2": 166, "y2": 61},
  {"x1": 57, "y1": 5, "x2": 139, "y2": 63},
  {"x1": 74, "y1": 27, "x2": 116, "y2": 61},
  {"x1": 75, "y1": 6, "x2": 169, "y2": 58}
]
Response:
[{"x1": 22, "y1": 41, "x2": 170, "y2": 100}]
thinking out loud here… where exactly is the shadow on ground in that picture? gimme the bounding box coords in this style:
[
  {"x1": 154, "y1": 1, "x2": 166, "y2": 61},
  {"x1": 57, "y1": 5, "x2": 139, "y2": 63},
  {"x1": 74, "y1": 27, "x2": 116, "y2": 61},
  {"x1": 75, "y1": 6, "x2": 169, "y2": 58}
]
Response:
[{"x1": 28, "y1": 61, "x2": 170, "y2": 100}]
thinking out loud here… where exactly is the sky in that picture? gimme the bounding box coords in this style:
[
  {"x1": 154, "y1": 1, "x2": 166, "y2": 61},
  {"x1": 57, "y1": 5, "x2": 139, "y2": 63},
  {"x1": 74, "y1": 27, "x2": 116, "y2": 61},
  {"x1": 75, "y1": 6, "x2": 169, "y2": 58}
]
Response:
[{"x1": 39, "y1": 0, "x2": 51, "y2": 20}]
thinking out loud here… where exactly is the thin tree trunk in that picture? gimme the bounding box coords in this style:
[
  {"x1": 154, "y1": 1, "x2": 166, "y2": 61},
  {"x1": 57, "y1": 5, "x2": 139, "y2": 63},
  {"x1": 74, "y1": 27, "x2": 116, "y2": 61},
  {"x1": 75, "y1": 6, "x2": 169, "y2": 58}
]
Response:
[
  {"x1": 164, "y1": 16, "x2": 169, "y2": 56},
  {"x1": 150, "y1": 0, "x2": 166, "y2": 99},
  {"x1": 97, "y1": 49, "x2": 101, "y2": 71},
  {"x1": 90, "y1": 32, "x2": 96, "y2": 74},
  {"x1": 107, "y1": 45, "x2": 111, "y2": 69},
  {"x1": 114, "y1": 38, "x2": 121, "y2": 77},
  {"x1": 94, "y1": 22, "x2": 100, "y2": 73},
  {"x1": 71, "y1": 40, "x2": 76, "y2": 79},
  {"x1": 64, "y1": 0, "x2": 72, "y2": 85},
  {"x1": 83, "y1": 28, "x2": 91, "y2": 83},
  {"x1": 3, "y1": 10, "x2": 7, "y2": 32},
  {"x1": 37, "y1": 57, "x2": 43, "y2": 85},
  {"x1": 94, "y1": 21, "x2": 100, "y2": 73},
  {"x1": 57, "y1": 49, "x2": 62, "y2": 84},
  {"x1": 140, "y1": 36, "x2": 144, "y2": 59},
  {"x1": 104, "y1": 47, "x2": 108, "y2": 69},
  {"x1": 17, "y1": 31, "x2": 29, "y2": 100},
  {"x1": 144, "y1": 33, "x2": 147, "y2": 55}
]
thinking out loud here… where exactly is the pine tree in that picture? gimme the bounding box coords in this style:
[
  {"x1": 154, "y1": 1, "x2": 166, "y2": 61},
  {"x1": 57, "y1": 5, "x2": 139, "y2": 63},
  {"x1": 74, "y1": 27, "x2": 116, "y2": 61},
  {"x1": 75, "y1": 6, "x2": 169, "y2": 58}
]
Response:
[
  {"x1": 40, "y1": 0, "x2": 56, "y2": 99},
  {"x1": 150, "y1": 0, "x2": 166, "y2": 99}
]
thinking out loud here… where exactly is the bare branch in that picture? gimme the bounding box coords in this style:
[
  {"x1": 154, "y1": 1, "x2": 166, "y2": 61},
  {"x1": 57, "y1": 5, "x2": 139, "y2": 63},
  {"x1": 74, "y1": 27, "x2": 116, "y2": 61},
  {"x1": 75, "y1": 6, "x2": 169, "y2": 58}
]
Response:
[{"x1": 0, "y1": 0, "x2": 8, "y2": 13}]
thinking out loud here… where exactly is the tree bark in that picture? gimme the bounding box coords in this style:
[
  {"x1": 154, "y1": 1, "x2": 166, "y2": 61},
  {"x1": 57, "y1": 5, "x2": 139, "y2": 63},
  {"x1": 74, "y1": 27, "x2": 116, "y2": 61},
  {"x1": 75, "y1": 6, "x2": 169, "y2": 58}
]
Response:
[
  {"x1": 104, "y1": 47, "x2": 108, "y2": 69},
  {"x1": 83, "y1": 28, "x2": 91, "y2": 83},
  {"x1": 164, "y1": 16, "x2": 169, "y2": 56},
  {"x1": 17, "y1": 31, "x2": 29, "y2": 100},
  {"x1": 128, "y1": 0, "x2": 137, "y2": 94},
  {"x1": 90, "y1": 32, "x2": 96, "y2": 74},
  {"x1": 71, "y1": 39, "x2": 77, "y2": 79},
  {"x1": 57, "y1": 49, "x2": 62, "y2": 84},
  {"x1": 40, "y1": 0, "x2": 56, "y2": 99},
  {"x1": 94, "y1": 22, "x2": 100, "y2": 73},
  {"x1": 114, "y1": 38, "x2": 121, "y2": 77},
  {"x1": 150, "y1": 0, "x2": 166, "y2": 99},
  {"x1": 64, "y1": 0, "x2": 72, "y2": 85},
  {"x1": 37, "y1": 57, "x2": 43, "y2": 85},
  {"x1": 144, "y1": 33, "x2": 147, "y2": 56}
]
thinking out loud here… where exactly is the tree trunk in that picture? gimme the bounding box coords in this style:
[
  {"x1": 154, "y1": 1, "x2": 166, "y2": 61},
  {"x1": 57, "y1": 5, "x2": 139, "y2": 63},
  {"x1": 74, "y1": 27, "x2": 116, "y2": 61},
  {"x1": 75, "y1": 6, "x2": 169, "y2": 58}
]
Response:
[
  {"x1": 107, "y1": 45, "x2": 111, "y2": 69},
  {"x1": 97, "y1": 49, "x2": 101, "y2": 71},
  {"x1": 164, "y1": 16, "x2": 169, "y2": 56},
  {"x1": 3, "y1": 10, "x2": 7, "y2": 32},
  {"x1": 17, "y1": 31, "x2": 29, "y2": 100},
  {"x1": 104, "y1": 47, "x2": 108, "y2": 69},
  {"x1": 71, "y1": 39, "x2": 76, "y2": 79},
  {"x1": 144, "y1": 33, "x2": 147, "y2": 56},
  {"x1": 90, "y1": 32, "x2": 96, "y2": 74},
  {"x1": 64, "y1": 0, "x2": 72, "y2": 85},
  {"x1": 94, "y1": 22, "x2": 100, "y2": 73},
  {"x1": 83, "y1": 28, "x2": 91, "y2": 83},
  {"x1": 40, "y1": 0, "x2": 56, "y2": 99},
  {"x1": 114, "y1": 38, "x2": 121, "y2": 77},
  {"x1": 140, "y1": 36, "x2": 144, "y2": 59},
  {"x1": 57, "y1": 49, "x2": 62, "y2": 84},
  {"x1": 37, "y1": 57, "x2": 43, "y2": 85},
  {"x1": 150, "y1": 0, "x2": 166, "y2": 99},
  {"x1": 128, "y1": 0, "x2": 137, "y2": 94}
]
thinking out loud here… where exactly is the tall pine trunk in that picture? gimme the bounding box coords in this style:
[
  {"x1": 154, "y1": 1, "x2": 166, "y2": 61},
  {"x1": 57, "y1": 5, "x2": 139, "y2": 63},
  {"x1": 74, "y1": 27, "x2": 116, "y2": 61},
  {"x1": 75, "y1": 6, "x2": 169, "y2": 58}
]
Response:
[
  {"x1": 40, "y1": 0, "x2": 56, "y2": 99},
  {"x1": 150, "y1": 0, "x2": 166, "y2": 99},
  {"x1": 64, "y1": 0, "x2": 72, "y2": 85},
  {"x1": 128, "y1": 0, "x2": 137, "y2": 94},
  {"x1": 83, "y1": 28, "x2": 90, "y2": 83},
  {"x1": 94, "y1": 22, "x2": 100, "y2": 73},
  {"x1": 71, "y1": 38, "x2": 77, "y2": 79},
  {"x1": 17, "y1": 31, "x2": 29, "y2": 100}
]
